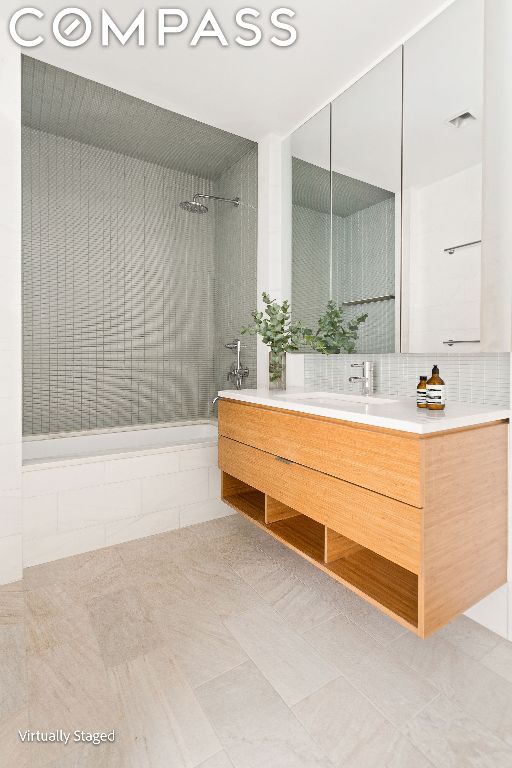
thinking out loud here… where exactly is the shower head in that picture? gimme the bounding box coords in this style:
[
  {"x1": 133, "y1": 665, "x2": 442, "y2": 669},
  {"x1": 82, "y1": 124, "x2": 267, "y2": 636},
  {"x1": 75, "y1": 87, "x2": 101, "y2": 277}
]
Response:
[
  {"x1": 179, "y1": 199, "x2": 208, "y2": 213},
  {"x1": 179, "y1": 193, "x2": 240, "y2": 214}
]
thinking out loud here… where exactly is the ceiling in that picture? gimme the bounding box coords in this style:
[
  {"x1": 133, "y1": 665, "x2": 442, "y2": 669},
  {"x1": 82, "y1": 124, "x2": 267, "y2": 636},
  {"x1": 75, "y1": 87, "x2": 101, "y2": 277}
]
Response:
[
  {"x1": 21, "y1": 56, "x2": 255, "y2": 178},
  {"x1": 404, "y1": 0, "x2": 483, "y2": 188},
  {"x1": 290, "y1": 0, "x2": 483, "y2": 192},
  {"x1": 293, "y1": 158, "x2": 393, "y2": 218},
  {"x1": 11, "y1": 0, "x2": 456, "y2": 141},
  {"x1": 291, "y1": 48, "x2": 402, "y2": 193}
]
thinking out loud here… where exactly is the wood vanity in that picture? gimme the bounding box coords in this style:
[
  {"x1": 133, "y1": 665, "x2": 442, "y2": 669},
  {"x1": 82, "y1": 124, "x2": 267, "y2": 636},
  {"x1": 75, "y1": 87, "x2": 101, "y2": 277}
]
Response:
[{"x1": 217, "y1": 397, "x2": 508, "y2": 637}]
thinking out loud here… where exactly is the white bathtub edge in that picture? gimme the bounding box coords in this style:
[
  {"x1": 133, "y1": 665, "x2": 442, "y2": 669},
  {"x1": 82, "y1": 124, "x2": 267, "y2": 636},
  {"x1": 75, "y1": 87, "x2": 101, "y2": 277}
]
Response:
[{"x1": 22, "y1": 437, "x2": 218, "y2": 471}]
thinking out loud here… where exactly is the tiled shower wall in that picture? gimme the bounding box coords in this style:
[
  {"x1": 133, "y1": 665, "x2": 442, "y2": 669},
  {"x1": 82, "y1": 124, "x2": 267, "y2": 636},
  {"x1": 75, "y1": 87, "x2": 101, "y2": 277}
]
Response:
[
  {"x1": 214, "y1": 148, "x2": 258, "y2": 393},
  {"x1": 304, "y1": 352, "x2": 510, "y2": 407},
  {"x1": 333, "y1": 199, "x2": 395, "y2": 354},
  {"x1": 22, "y1": 126, "x2": 216, "y2": 434},
  {"x1": 293, "y1": 198, "x2": 395, "y2": 353}
]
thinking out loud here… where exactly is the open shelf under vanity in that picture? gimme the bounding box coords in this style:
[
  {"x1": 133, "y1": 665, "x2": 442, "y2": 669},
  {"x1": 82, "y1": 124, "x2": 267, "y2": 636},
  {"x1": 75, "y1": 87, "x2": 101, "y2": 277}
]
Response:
[
  {"x1": 222, "y1": 473, "x2": 419, "y2": 631},
  {"x1": 218, "y1": 398, "x2": 508, "y2": 638}
]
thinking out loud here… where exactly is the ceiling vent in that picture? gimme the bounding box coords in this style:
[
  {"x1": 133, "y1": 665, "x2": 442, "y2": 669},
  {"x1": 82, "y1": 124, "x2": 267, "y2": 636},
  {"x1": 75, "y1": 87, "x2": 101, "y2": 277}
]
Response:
[{"x1": 447, "y1": 111, "x2": 477, "y2": 129}]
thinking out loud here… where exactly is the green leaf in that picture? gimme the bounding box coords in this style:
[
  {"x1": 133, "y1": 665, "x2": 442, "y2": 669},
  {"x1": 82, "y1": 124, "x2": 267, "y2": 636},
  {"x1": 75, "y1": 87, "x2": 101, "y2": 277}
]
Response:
[
  {"x1": 302, "y1": 300, "x2": 367, "y2": 355},
  {"x1": 240, "y1": 293, "x2": 307, "y2": 353}
]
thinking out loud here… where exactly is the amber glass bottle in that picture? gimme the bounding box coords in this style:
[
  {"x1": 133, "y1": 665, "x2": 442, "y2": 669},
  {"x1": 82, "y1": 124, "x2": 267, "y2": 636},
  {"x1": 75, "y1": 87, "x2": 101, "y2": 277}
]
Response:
[
  {"x1": 426, "y1": 365, "x2": 446, "y2": 410},
  {"x1": 416, "y1": 376, "x2": 427, "y2": 408}
]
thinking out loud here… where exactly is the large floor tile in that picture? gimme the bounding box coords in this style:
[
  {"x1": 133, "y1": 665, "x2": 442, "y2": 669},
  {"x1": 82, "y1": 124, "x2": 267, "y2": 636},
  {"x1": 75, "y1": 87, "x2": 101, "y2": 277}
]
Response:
[
  {"x1": 38, "y1": 738, "x2": 125, "y2": 768},
  {"x1": 0, "y1": 581, "x2": 25, "y2": 624},
  {"x1": 219, "y1": 537, "x2": 343, "y2": 634},
  {"x1": 0, "y1": 624, "x2": 26, "y2": 720},
  {"x1": 190, "y1": 514, "x2": 253, "y2": 541},
  {"x1": 117, "y1": 527, "x2": 200, "y2": 577},
  {"x1": 151, "y1": 597, "x2": 248, "y2": 688},
  {"x1": 0, "y1": 706, "x2": 29, "y2": 768},
  {"x1": 28, "y1": 636, "x2": 119, "y2": 766},
  {"x1": 435, "y1": 615, "x2": 502, "y2": 661},
  {"x1": 10, "y1": 516, "x2": 512, "y2": 768},
  {"x1": 388, "y1": 631, "x2": 473, "y2": 693},
  {"x1": 108, "y1": 644, "x2": 221, "y2": 768},
  {"x1": 302, "y1": 611, "x2": 383, "y2": 669},
  {"x1": 64, "y1": 547, "x2": 130, "y2": 603},
  {"x1": 224, "y1": 605, "x2": 339, "y2": 706},
  {"x1": 206, "y1": 530, "x2": 275, "y2": 575},
  {"x1": 389, "y1": 631, "x2": 512, "y2": 746},
  {"x1": 130, "y1": 560, "x2": 197, "y2": 611},
  {"x1": 86, "y1": 587, "x2": 163, "y2": 667},
  {"x1": 246, "y1": 533, "x2": 370, "y2": 617},
  {"x1": 171, "y1": 543, "x2": 263, "y2": 618},
  {"x1": 253, "y1": 566, "x2": 342, "y2": 633},
  {"x1": 24, "y1": 551, "x2": 90, "y2": 590},
  {"x1": 405, "y1": 695, "x2": 512, "y2": 768},
  {"x1": 26, "y1": 583, "x2": 93, "y2": 657},
  {"x1": 196, "y1": 660, "x2": 333, "y2": 768},
  {"x1": 197, "y1": 752, "x2": 234, "y2": 768},
  {"x1": 293, "y1": 676, "x2": 433, "y2": 768},
  {"x1": 253, "y1": 533, "x2": 319, "y2": 578},
  {"x1": 343, "y1": 648, "x2": 439, "y2": 728},
  {"x1": 481, "y1": 638, "x2": 512, "y2": 684},
  {"x1": 341, "y1": 598, "x2": 409, "y2": 647},
  {"x1": 303, "y1": 614, "x2": 437, "y2": 727}
]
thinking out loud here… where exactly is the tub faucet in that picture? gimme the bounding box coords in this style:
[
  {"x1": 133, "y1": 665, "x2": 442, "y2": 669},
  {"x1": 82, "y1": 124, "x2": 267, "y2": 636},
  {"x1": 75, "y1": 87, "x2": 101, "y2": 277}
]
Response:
[
  {"x1": 225, "y1": 339, "x2": 249, "y2": 390},
  {"x1": 349, "y1": 361, "x2": 375, "y2": 396}
]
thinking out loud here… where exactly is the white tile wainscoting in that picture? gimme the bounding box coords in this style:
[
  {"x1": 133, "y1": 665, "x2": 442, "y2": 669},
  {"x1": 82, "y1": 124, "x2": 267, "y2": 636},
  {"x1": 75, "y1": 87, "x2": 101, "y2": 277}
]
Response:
[{"x1": 22, "y1": 439, "x2": 231, "y2": 568}]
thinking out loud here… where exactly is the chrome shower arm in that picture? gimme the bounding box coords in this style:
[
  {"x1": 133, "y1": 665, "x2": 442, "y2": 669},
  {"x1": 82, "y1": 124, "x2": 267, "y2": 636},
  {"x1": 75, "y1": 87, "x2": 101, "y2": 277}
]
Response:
[{"x1": 193, "y1": 193, "x2": 240, "y2": 207}]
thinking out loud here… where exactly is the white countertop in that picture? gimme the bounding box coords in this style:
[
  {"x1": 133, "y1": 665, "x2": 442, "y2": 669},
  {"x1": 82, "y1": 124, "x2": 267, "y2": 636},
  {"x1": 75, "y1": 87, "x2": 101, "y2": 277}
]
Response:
[{"x1": 218, "y1": 388, "x2": 510, "y2": 435}]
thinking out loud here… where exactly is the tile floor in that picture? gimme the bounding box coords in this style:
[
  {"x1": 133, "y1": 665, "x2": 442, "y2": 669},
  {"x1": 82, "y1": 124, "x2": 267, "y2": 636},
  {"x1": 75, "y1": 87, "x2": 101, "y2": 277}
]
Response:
[{"x1": 1, "y1": 512, "x2": 512, "y2": 767}]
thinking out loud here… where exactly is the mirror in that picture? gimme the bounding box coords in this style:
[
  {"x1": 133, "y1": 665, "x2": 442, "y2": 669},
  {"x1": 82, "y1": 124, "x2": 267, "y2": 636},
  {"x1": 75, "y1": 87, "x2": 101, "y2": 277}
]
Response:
[
  {"x1": 331, "y1": 48, "x2": 402, "y2": 354},
  {"x1": 290, "y1": 50, "x2": 402, "y2": 354},
  {"x1": 289, "y1": 0, "x2": 497, "y2": 355},
  {"x1": 290, "y1": 104, "x2": 331, "y2": 332},
  {"x1": 402, "y1": 0, "x2": 484, "y2": 352}
]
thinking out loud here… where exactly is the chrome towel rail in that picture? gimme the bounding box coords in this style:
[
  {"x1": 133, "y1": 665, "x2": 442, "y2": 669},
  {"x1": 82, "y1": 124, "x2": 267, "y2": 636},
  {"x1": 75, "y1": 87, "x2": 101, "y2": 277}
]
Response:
[
  {"x1": 342, "y1": 294, "x2": 395, "y2": 307},
  {"x1": 444, "y1": 240, "x2": 481, "y2": 255}
]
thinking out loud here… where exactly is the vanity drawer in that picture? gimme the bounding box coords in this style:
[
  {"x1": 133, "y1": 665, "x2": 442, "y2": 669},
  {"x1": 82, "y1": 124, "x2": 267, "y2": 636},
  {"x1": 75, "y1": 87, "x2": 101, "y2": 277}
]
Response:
[
  {"x1": 218, "y1": 399, "x2": 423, "y2": 507},
  {"x1": 219, "y1": 436, "x2": 421, "y2": 574}
]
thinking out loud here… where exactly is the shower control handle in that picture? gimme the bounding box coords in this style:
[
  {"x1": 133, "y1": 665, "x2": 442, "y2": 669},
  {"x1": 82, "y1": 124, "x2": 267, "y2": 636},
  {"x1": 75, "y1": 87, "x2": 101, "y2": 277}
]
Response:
[
  {"x1": 225, "y1": 340, "x2": 246, "y2": 372},
  {"x1": 225, "y1": 339, "x2": 249, "y2": 391}
]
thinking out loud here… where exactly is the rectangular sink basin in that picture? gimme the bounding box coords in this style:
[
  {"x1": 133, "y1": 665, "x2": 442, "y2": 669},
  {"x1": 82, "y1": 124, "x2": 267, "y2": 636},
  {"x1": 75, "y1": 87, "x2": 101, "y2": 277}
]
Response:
[{"x1": 274, "y1": 391, "x2": 398, "y2": 406}]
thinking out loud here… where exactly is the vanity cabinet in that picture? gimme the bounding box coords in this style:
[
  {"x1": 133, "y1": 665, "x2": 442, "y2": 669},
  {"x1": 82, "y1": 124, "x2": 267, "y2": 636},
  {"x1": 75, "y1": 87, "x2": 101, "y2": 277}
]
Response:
[{"x1": 218, "y1": 399, "x2": 508, "y2": 637}]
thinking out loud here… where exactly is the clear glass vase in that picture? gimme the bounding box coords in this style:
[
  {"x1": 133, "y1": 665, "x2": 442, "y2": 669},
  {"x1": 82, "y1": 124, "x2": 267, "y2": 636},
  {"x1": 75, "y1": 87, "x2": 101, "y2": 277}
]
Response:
[{"x1": 269, "y1": 350, "x2": 286, "y2": 391}]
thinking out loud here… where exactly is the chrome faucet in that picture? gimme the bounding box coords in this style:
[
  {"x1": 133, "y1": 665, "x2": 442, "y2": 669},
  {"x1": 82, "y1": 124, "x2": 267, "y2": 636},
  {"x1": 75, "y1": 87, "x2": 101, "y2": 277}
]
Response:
[
  {"x1": 349, "y1": 361, "x2": 375, "y2": 396},
  {"x1": 225, "y1": 339, "x2": 249, "y2": 390}
]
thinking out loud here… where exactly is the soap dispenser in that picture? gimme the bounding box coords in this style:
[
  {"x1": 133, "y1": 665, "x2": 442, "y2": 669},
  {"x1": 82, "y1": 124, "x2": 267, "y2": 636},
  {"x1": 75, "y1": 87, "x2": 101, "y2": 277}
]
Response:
[
  {"x1": 416, "y1": 376, "x2": 427, "y2": 408},
  {"x1": 426, "y1": 365, "x2": 446, "y2": 410}
]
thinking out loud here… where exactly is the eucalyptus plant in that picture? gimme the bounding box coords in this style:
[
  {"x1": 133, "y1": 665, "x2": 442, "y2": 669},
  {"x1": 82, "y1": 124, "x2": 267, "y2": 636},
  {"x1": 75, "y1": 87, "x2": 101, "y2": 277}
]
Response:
[
  {"x1": 303, "y1": 300, "x2": 368, "y2": 354},
  {"x1": 242, "y1": 292, "x2": 304, "y2": 383}
]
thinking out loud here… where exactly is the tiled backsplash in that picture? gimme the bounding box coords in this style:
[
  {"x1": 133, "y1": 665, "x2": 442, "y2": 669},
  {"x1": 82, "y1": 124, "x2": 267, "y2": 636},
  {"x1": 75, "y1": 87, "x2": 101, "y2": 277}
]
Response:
[{"x1": 304, "y1": 353, "x2": 510, "y2": 407}]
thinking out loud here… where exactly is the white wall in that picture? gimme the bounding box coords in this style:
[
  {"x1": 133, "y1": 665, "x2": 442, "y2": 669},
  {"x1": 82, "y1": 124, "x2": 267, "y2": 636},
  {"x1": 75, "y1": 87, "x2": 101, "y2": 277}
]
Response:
[
  {"x1": 406, "y1": 164, "x2": 482, "y2": 353},
  {"x1": 0, "y1": 37, "x2": 22, "y2": 584},
  {"x1": 481, "y1": 0, "x2": 512, "y2": 352},
  {"x1": 256, "y1": 135, "x2": 292, "y2": 385},
  {"x1": 481, "y1": 0, "x2": 512, "y2": 640}
]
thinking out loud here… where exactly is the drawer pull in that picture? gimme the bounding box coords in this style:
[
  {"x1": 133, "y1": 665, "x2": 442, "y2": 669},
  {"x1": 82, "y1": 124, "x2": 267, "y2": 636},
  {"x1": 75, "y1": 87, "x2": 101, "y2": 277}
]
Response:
[{"x1": 276, "y1": 456, "x2": 293, "y2": 465}]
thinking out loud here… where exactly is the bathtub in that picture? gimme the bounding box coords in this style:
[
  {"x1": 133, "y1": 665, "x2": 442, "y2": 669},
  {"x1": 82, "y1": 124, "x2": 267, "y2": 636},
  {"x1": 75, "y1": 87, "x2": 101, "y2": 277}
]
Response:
[
  {"x1": 22, "y1": 421, "x2": 231, "y2": 568},
  {"x1": 23, "y1": 422, "x2": 218, "y2": 463}
]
